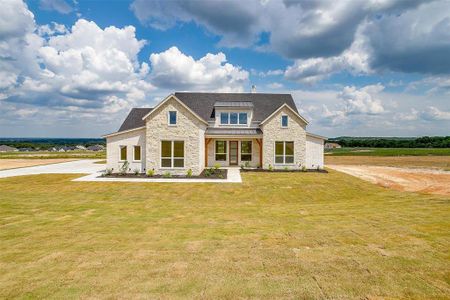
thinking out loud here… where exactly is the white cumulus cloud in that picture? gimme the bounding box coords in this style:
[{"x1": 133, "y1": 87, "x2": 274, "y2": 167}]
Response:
[{"x1": 149, "y1": 46, "x2": 249, "y2": 92}]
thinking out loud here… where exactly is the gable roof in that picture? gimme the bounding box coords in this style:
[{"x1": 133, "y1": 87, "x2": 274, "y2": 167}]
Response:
[
  {"x1": 141, "y1": 94, "x2": 208, "y2": 125},
  {"x1": 260, "y1": 103, "x2": 309, "y2": 125},
  {"x1": 118, "y1": 108, "x2": 152, "y2": 132},
  {"x1": 174, "y1": 92, "x2": 299, "y2": 122}
]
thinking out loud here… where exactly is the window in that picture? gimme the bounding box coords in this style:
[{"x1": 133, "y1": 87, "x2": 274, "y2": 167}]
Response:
[
  {"x1": 220, "y1": 112, "x2": 248, "y2": 125},
  {"x1": 281, "y1": 115, "x2": 288, "y2": 127},
  {"x1": 168, "y1": 111, "x2": 177, "y2": 125},
  {"x1": 161, "y1": 141, "x2": 184, "y2": 168},
  {"x1": 230, "y1": 112, "x2": 238, "y2": 124},
  {"x1": 275, "y1": 141, "x2": 294, "y2": 164},
  {"x1": 239, "y1": 113, "x2": 248, "y2": 125},
  {"x1": 215, "y1": 141, "x2": 227, "y2": 161},
  {"x1": 120, "y1": 145, "x2": 127, "y2": 161},
  {"x1": 241, "y1": 141, "x2": 252, "y2": 161},
  {"x1": 133, "y1": 145, "x2": 141, "y2": 161},
  {"x1": 220, "y1": 112, "x2": 229, "y2": 124}
]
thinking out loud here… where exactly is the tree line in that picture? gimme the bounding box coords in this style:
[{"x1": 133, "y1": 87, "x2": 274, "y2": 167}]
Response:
[{"x1": 329, "y1": 136, "x2": 450, "y2": 148}]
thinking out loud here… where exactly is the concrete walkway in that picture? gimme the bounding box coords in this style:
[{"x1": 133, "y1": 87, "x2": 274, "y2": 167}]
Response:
[
  {"x1": 0, "y1": 159, "x2": 242, "y2": 183},
  {"x1": 0, "y1": 160, "x2": 104, "y2": 178},
  {"x1": 73, "y1": 167, "x2": 242, "y2": 183}
]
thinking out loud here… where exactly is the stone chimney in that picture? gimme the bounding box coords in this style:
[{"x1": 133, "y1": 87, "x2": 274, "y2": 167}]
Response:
[{"x1": 251, "y1": 85, "x2": 256, "y2": 93}]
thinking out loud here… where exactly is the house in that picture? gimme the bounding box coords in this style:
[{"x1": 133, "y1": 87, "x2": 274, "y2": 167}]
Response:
[
  {"x1": 87, "y1": 144, "x2": 105, "y2": 151},
  {"x1": 324, "y1": 142, "x2": 342, "y2": 149},
  {"x1": 103, "y1": 92, "x2": 326, "y2": 175},
  {"x1": 0, "y1": 145, "x2": 18, "y2": 152}
]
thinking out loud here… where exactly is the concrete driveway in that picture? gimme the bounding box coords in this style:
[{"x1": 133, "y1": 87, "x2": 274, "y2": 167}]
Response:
[{"x1": 0, "y1": 160, "x2": 104, "y2": 179}]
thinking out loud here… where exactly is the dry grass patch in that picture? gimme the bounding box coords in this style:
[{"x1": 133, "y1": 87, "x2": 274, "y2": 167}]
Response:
[
  {"x1": 0, "y1": 172, "x2": 449, "y2": 298},
  {"x1": 0, "y1": 159, "x2": 76, "y2": 170}
]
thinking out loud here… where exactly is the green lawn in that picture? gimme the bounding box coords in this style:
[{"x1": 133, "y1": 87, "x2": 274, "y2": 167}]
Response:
[
  {"x1": 0, "y1": 172, "x2": 449, "y2": 298},
  {"x1": 0, "y1": 150, "x2": 106, "y2": 159},
  {"x1": 326, "y1": 147, "x2": 450, "y2": 156}
]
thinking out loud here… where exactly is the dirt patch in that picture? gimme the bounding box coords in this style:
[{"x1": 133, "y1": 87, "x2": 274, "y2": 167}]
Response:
[
  {"x1": 328, "y1": 165, "x2": 450, "y2": 196},
  {"x1": 0, "y1": 159, "x2": 76, "y2": 170}
]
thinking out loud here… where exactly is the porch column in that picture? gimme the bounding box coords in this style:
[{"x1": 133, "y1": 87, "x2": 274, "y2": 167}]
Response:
[
  {"x1": 256, "y1": 138, "x2": 262, "y2": 168},
  {"x1": 205, "y1": 138, "x2": 212, "y2": 167}
]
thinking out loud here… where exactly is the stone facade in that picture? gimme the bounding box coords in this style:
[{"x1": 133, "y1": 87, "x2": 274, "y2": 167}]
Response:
[
  {"x1": 106, "y1": 128, "x2": 146, "y2": 172},
  {"x1": 145, "y1": 97, "x2": 207, "y2": 175},
  {"x1": 261, "y1": 106, "x2": 307, "y2": 169}
]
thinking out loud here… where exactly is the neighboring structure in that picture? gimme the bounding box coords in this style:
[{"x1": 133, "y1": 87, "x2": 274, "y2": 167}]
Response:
[
  {"x1": 87, "y1": 145, "x2": 105, "y2": 151},
  {"x1": 103, "y1": 93, "x2": 326, "y2": 175},
  {"x1": 0, "y1": 145, "x2": 18, "y2": 152},
  {"x1": 324, "y1": 142, "x2": 342, "y2": 149}
]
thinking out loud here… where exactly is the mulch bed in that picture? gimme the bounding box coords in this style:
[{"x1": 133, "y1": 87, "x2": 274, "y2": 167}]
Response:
[
  {"x1": 241, "y1": 168, "x2": 328, "y2": 173},
  {"x1": 102, "y1": 168, "x2": 228, "y2": 179}
]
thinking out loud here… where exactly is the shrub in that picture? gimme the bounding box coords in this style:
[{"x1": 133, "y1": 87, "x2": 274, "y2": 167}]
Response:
[
  {"x1": 268, "y1": 164, "x2": 273, "y2": 171},
  {"x1": 163, "y1": 171, "x2": 171, "y2": 178},
  {"x1": 204, "y1": 169, "x2": 211, "y2": 177},
  {"x1": 283, "y1": 166, "x2": 289, "y2": 171},
  {"x1": 244, "y1": 161, "x2": 250, "y2": 168},
  {"x1": 302, "y1": 165, "x2": 307, "y2": 172},
  {"x1": 213, "y1": 163, "x2": 221, "y2": 170},
  {"x1": 218, "y1": 174, "x2": 224, "y2": 179},
  {"x1": 147, "y1": 169, "x2": 155, "y2": 177},
  {"x1": 105, "y1": 168, "x2": 113, "y2": 176},
  {"x1": 186, "y1": 169, "x2": 193, "y2": 177},
  {"x1": 240, "y1": 164, "x2": 245, "y2": 170},
  {"x1": 133, "y1": 168, "x2": 140, "y2": 175},
  {"x1": 119, "y1": 161, "x2": 129, "y2": 175}
]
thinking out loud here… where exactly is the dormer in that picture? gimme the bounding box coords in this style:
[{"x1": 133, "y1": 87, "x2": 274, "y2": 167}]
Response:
[{"x1": 213, "y1": 101, "x2": 254, "y2": 128}]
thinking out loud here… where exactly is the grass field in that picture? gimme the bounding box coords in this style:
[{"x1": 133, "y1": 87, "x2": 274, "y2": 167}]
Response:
[
  {"x1": 326, "y1": 147, "x2": 450, "y2": 156},
  {"x1": 0, "y1": 151, "x2": 106, "y2": 160},
  {"x1": 326, "y1": 155, "x2": 450, "y2": 170},
  {"x1": 0, "y1": 172, "x2": 449, "y2": 298}
]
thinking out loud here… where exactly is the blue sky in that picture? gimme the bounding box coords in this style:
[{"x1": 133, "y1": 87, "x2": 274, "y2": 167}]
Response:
[{"x1": 0, "y1": 0, "x2": 449, "y2": 138}]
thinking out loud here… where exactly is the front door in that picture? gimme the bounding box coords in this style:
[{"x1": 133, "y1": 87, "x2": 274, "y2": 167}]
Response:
[{"x1": 229, "y1": 141, "x2": 238, "y2": 165}]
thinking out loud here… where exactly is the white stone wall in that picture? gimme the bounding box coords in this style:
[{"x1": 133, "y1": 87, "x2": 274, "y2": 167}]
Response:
[
  {"x1": 206, "y1": 138, "x2": 261, "y2": 167},
  {"x1": 261, "y1": 107, "x2": 307, "y2": 169},
  {"x1": 145, "y1": 97, "x2": 207, "y2": 176},
  {"x1": 306, "y1": 135, "x2": 324, "y2": 169},
  {"x1": 106, "y1": 129, "x2": 146, "y2": 173}
]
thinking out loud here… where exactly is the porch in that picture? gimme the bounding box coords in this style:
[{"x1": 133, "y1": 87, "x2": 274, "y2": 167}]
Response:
[{"x1": 204, "y1": 128, "x2": 263, "y2": 168}]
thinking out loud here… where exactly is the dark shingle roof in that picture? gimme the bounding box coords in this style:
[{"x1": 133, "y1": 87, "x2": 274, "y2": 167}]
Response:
[
  {"x1": 114, "y1": 93, "x2": 299, "y2": 134},
  {"x1": 205, "y1": 128, "x2": 263, "y2": 136},
  {"x1": 174, "y1": 92, "x2": 298, "y2": 122},
  {"x1": 214, "y1": 101, "x2": 254, "y2": 108},
  {"x1": 118, "y1": 108, "x2": 152, "y2": 132}
]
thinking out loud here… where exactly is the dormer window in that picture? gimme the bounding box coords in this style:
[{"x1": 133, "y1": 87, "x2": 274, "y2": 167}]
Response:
[
  {"x1": 239, "y1": 113, "x2": 248, "y2": 124},
  {"x1": 168, "y1": 111, "x2": 177, "y2": 125},
  {"x1": 230, "y1": 113, "x2": 238, "y2": 124},
  {"x1": 281, "y1": 115, "x2": 288, "y2": 128},
  {"x1": 220, "y1": 112, "x2": 248, "y2": 125},
  {"x1": 220, "y1": 112, "x2": 229, "y2": 124}
]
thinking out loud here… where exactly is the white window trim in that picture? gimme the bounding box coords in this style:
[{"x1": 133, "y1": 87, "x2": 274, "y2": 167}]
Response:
[
  {"x1": 219, "y1": 112, "x2": 248, "y2": 126},
  {"x1": 168, "y1": 111, "x2": 177, "y2": 126},
  {"x1": 160, "y1": 140, "x2": 185, "y2": 169},
  {"x1": 214, "y1": 140, "x2": 228, "y2": 161},
  {"x1": 133, "y1": 145, "x2": 142, "y2": 162},
  {"x1": 119, "y1": 145, "x2": 127, "y2": 162},
  {"x1": 274, "y1": 141, "x2": 295, "y2": 165},
  {"x1": 281, "y1": 114, "x2": 288, "y2": 128},
  {"x1": 240, "y1": 140, "x2": 252, "y2": 162}
]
